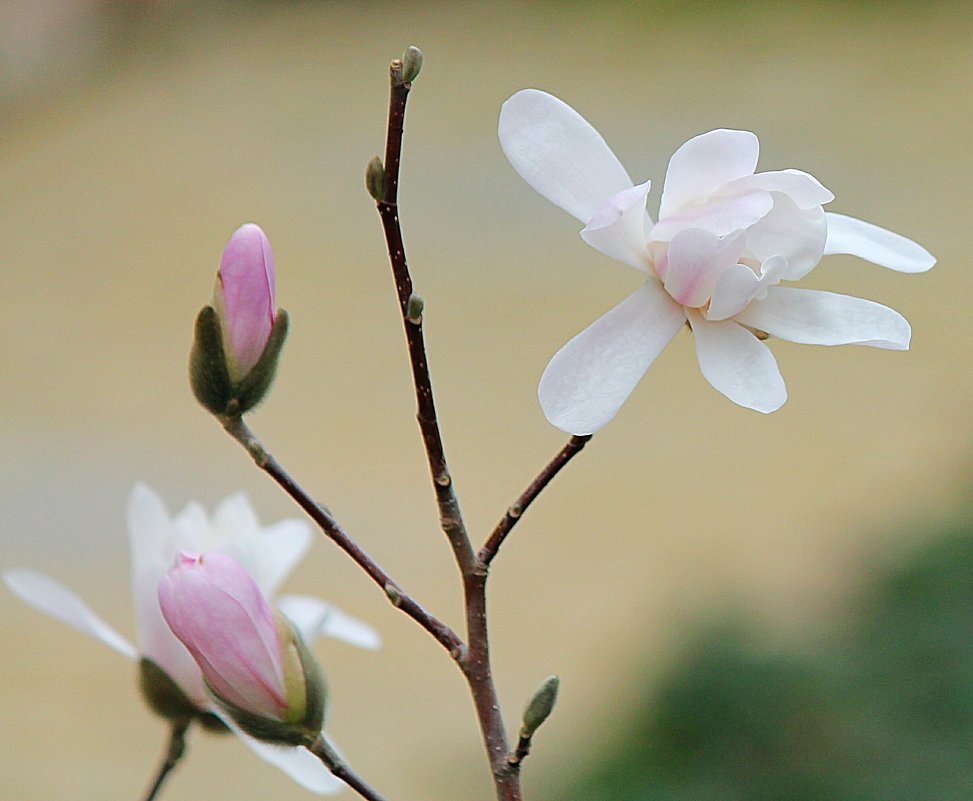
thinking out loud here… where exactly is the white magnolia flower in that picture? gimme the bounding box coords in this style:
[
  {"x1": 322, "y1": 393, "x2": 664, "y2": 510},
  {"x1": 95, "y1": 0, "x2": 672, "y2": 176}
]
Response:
[
  {"x1": 499, "y1": 89, "x2": 936, "y2": 434},
  {"x1": 3, "y1": 483, "x2": 380, "y2": 794}
]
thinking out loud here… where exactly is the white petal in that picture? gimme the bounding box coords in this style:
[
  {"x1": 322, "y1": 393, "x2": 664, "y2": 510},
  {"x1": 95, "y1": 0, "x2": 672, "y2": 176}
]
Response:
[
  {"x1": 659, "y1": 129, "x2": 759, "y2": 218},
  {"x1": 734, "y1": 286, "x2": 911, "y2": 349},
  {"x1": 580, "y1": 181, "x2": 653, "y2": 271},
  {"x1": 744, "y1": 194, "x2": 826, "y2": 280},
  {"x1": 707, "y1": 254, "x2": 788, "y2": 321},
  {"x1": 128, "y1": 483, "x2": 173, "y2": 581},
  {"x1": 277, "y1": 595, "x2": 381, "y2": 651},
  {"x1": 687, "y1": 310, "x2": 786, "y2": 413},
  {"x1": 499, "y1": 89, "x2": 633, "y2": 223},
  {"x1": 663, "y1": 229, "x2": 744, "y2": 308},
  {"x1": 718, "y1": 169, "x2": 833, "y2": 209},
  {"x1": 236, "y1": 519, "x2": 312, "y2": 598},
  {"x1": 3, "y1": 569, "x2": 138, "y2": 660},
  {"x1": 650, "y1": 191, "x2": 773, "y2": 241},
  {"x1": 824, "y1": 212, "x2": 936, "y2": 272},
  {"x1": 539, "y1": 282, "x2": 686, "y2": 434},
  {"x1": 222, "y1": 716, "x2": 343, "y2": 795}
]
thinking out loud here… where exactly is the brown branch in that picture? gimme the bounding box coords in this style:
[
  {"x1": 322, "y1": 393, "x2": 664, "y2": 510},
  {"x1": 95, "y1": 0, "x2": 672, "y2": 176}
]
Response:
[
  {"x1": 375, "y1": 57, "x2": 475, "y2": 577},
  {"x1": 373, "y1": 52, "x2": 522, "y2": 801},
  {"x1": 221, "y1": 414, "x2": 465, "y2": 660},
  {"x1": 479, "y1": 435, "x2": 592, "y2": 565},
  {"x1": 308, "y1": 735, "x2": 389, "y2": 801}
]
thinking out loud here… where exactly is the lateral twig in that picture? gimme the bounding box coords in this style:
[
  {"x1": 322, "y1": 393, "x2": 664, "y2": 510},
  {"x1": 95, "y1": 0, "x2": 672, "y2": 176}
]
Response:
[
  {"x1": 480, "y1": 435, "x2": 592, "y2": 565},
  {"x1": 221, "y1": 414, "x2": 465, "y2": 659},
  {"x1": 309, "y1": 735, "x2": 389, "y2": 801}
]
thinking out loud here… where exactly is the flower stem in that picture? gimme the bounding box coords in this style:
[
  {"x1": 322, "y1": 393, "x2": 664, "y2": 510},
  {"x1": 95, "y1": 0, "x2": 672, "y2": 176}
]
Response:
[
  {"x1": 308, "y1": 735, "x2": 389, "y2": 801},
  {"x1": 220, "y1": 414, "x2": 465, "y2": 659},
  {"x1": 141, "y1": 721, "x2": 189, "y2": 801},
  {"x1": 479, "y1": 435, "x2": 592, "y2": 566}
]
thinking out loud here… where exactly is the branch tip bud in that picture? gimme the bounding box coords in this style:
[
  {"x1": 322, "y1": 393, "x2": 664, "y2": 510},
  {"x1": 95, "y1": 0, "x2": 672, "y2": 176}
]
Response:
[{"x1": 401, "y1": 46, "x2": 423, "y2": 84}]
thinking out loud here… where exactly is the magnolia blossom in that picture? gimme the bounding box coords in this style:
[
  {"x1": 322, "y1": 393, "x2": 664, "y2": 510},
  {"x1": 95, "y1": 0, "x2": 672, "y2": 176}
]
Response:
[
  {"x1": 215, "y1": 223, "x2": 277, "y2": 382},
  {"x1": 159, "y1": 551, "x2": 320, "y2": 731},
  {"x1": 3, "y1": 484, "x2": 379, "y2": 794},
  {"x1": 499, "y1": 89, "x2": 935, "y2": 434}
]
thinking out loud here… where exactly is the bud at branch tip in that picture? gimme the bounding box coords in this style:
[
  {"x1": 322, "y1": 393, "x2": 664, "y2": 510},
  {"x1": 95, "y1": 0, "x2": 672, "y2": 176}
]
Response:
[{"x1": 401, "y1": 46, "x2": 423, "y2": 84}]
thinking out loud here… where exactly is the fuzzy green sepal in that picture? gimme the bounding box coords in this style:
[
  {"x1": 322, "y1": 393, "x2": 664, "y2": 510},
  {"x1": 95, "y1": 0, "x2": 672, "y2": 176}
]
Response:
[
  {"x1": 189, "y1": 306, "x2": 288, "y2": 416},
  {"x1": 138, "y1": 657, "x2": 228, "y2": 733},
  {"x1": 203, "y1": 616, "x2": 327, "y2": 747},
  {"x1": 189, "y1": 306, "x2": 234, "y2": 415}
]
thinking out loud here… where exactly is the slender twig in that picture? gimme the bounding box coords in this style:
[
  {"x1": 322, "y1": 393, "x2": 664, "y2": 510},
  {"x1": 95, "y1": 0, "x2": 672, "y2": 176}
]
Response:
[
  {"x1": 308, "y1": 735, "x2": 389, "y2": 801},
  {"x1": 375, "y1": 58, "x2": 475, "y2": 577},
  {"x1": 141, "y1": 721, "x2": 189, "y2": 801},
  {"x1": 507, "y1": 731, "x2": 534, "y2": 773},
  {"x1": 480, "y1": 435, "x2": 592, "y2": 565},
  {"x1": 221, "y1": 414, "x2": 465, "y2": 659},
  {"x1": 374, "y1": 55, "x2": 521, "y2": 801}
]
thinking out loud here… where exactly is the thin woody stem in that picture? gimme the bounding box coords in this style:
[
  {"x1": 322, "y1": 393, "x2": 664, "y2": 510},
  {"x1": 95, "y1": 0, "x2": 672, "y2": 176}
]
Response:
[
  {"x1": 308, "y1": 736, "x2": 389, "y2": 801},
  {"x1": 374, "y1": 54, "x2": 520, "y2": 801},
  {"x1": 480, "y1": 435, "x2": 592, "y2": 565},
  {"x1": 221, "y1": 414, "x2": 465, "y2": 659},
  {"x1": 141, "y1": 721, "x2": 189, "y2": 801},
  {"x1": 375, "y1": 58, "x2": 475, "y2": 577}
]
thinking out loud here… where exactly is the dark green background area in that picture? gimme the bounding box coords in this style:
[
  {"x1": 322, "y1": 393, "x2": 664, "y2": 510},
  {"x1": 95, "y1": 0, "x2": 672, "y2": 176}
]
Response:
[{"x1": 556, "y1": 515, "x2": 973, "y2": 801}]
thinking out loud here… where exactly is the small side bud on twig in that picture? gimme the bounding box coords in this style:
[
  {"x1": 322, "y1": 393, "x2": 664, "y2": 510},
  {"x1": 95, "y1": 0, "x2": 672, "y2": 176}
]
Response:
[
  {"x1": 366, "y1": 156, "x2": 386, "y2": 201},
  {"x1": 400, "y1": 46, "x2": 423, "y2": 84},
  {"x1": 406, "y1": 293, "x2": 424, "y2": 324},
  {"x1": 521, "y1": 675, "x2": 559, "y2": 737}
]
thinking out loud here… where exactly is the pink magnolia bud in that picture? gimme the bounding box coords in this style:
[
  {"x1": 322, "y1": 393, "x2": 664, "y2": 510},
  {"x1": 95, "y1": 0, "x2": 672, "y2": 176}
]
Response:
[
  {"x1": 214, "y1": 223, "x2": 276, "y2": 383},
  {"x1": 158, "y1": 552, "x2": 325, "y2": 743}
]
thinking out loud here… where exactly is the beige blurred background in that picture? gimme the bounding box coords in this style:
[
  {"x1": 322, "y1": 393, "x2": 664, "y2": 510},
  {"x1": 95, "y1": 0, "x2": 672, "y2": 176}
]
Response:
[{"x1": 2, "y1": 1, "x2": 971, "y2": 799}]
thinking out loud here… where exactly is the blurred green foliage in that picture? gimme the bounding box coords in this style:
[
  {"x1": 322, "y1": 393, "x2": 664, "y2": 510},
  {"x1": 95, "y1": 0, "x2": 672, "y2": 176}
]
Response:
[{"x1": 555, "y1": 517, "x2": 973, "y2": 801}]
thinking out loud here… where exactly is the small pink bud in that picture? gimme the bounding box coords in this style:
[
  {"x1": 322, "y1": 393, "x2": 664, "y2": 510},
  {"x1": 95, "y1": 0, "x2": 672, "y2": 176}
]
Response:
[{"x1": 214, "y1": 223, "x2": 276, "y2": 382}]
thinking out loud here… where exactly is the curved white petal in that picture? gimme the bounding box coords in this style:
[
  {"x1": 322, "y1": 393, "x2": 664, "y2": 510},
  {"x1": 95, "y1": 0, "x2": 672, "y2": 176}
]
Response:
[
  {"x1": 687, "y1": 310, "x2": 786, "y2": 413},
  {"x1": 663, "y1": 229, "x2": 744, "y2": 308},
  {"x1": 718, "y1": 169, "x2": 833, "y2": 209},
  {"x1": 223, "y1": 716, "x2": 343, "y2": 795},
  {"x1": 277, "y1": 595, "x2": 381, "y2": 651},
  {"x1": 744, "y1": 194, "x2": 826, "y2": 281},
  {"x1": 580, "y1": 181, "x2": 653, "y2": 271},
  {"x1": 650, "y1": 191, "x2": 773, "y2": 241},
  {"x1": 660, "y1": 129, "x2": 759, "y2": 218},
  {"x1": 127, "y1": 486, "x2": 205, "y2": 700},
  {"x1": 128, "y1": 483, "x2": 174, "y2": 581},
  {"x1": 3, "y1": 569, "x2": 138, "y2": 660},
  {"x1": 499, "y1": 89, "x2": 633, "y2": 223},
  {"x1": 734, "y1": 286, "x2": 911, "y2": 349},
  {"x1": 707, "y1": 254, "x2": 788, "y2": 321},
  {"x1": 706, "y1": 264, "x2": 760, "y2": 321},
  {"x1": 824, "y1": 212, "x2": 936, "y2": 272},
  {"x1": 539, "y1": 282, "x2": 686, "y2": 434}
]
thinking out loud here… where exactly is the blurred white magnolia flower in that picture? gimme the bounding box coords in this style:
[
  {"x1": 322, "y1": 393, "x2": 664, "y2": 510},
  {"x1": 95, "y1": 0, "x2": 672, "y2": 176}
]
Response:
[
  {"x1": 3, "y1": 483, "x2": 379, "y2": 794},
  {"x1": 499, "y1": 89, "x2": 936, "y2": 434}
]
